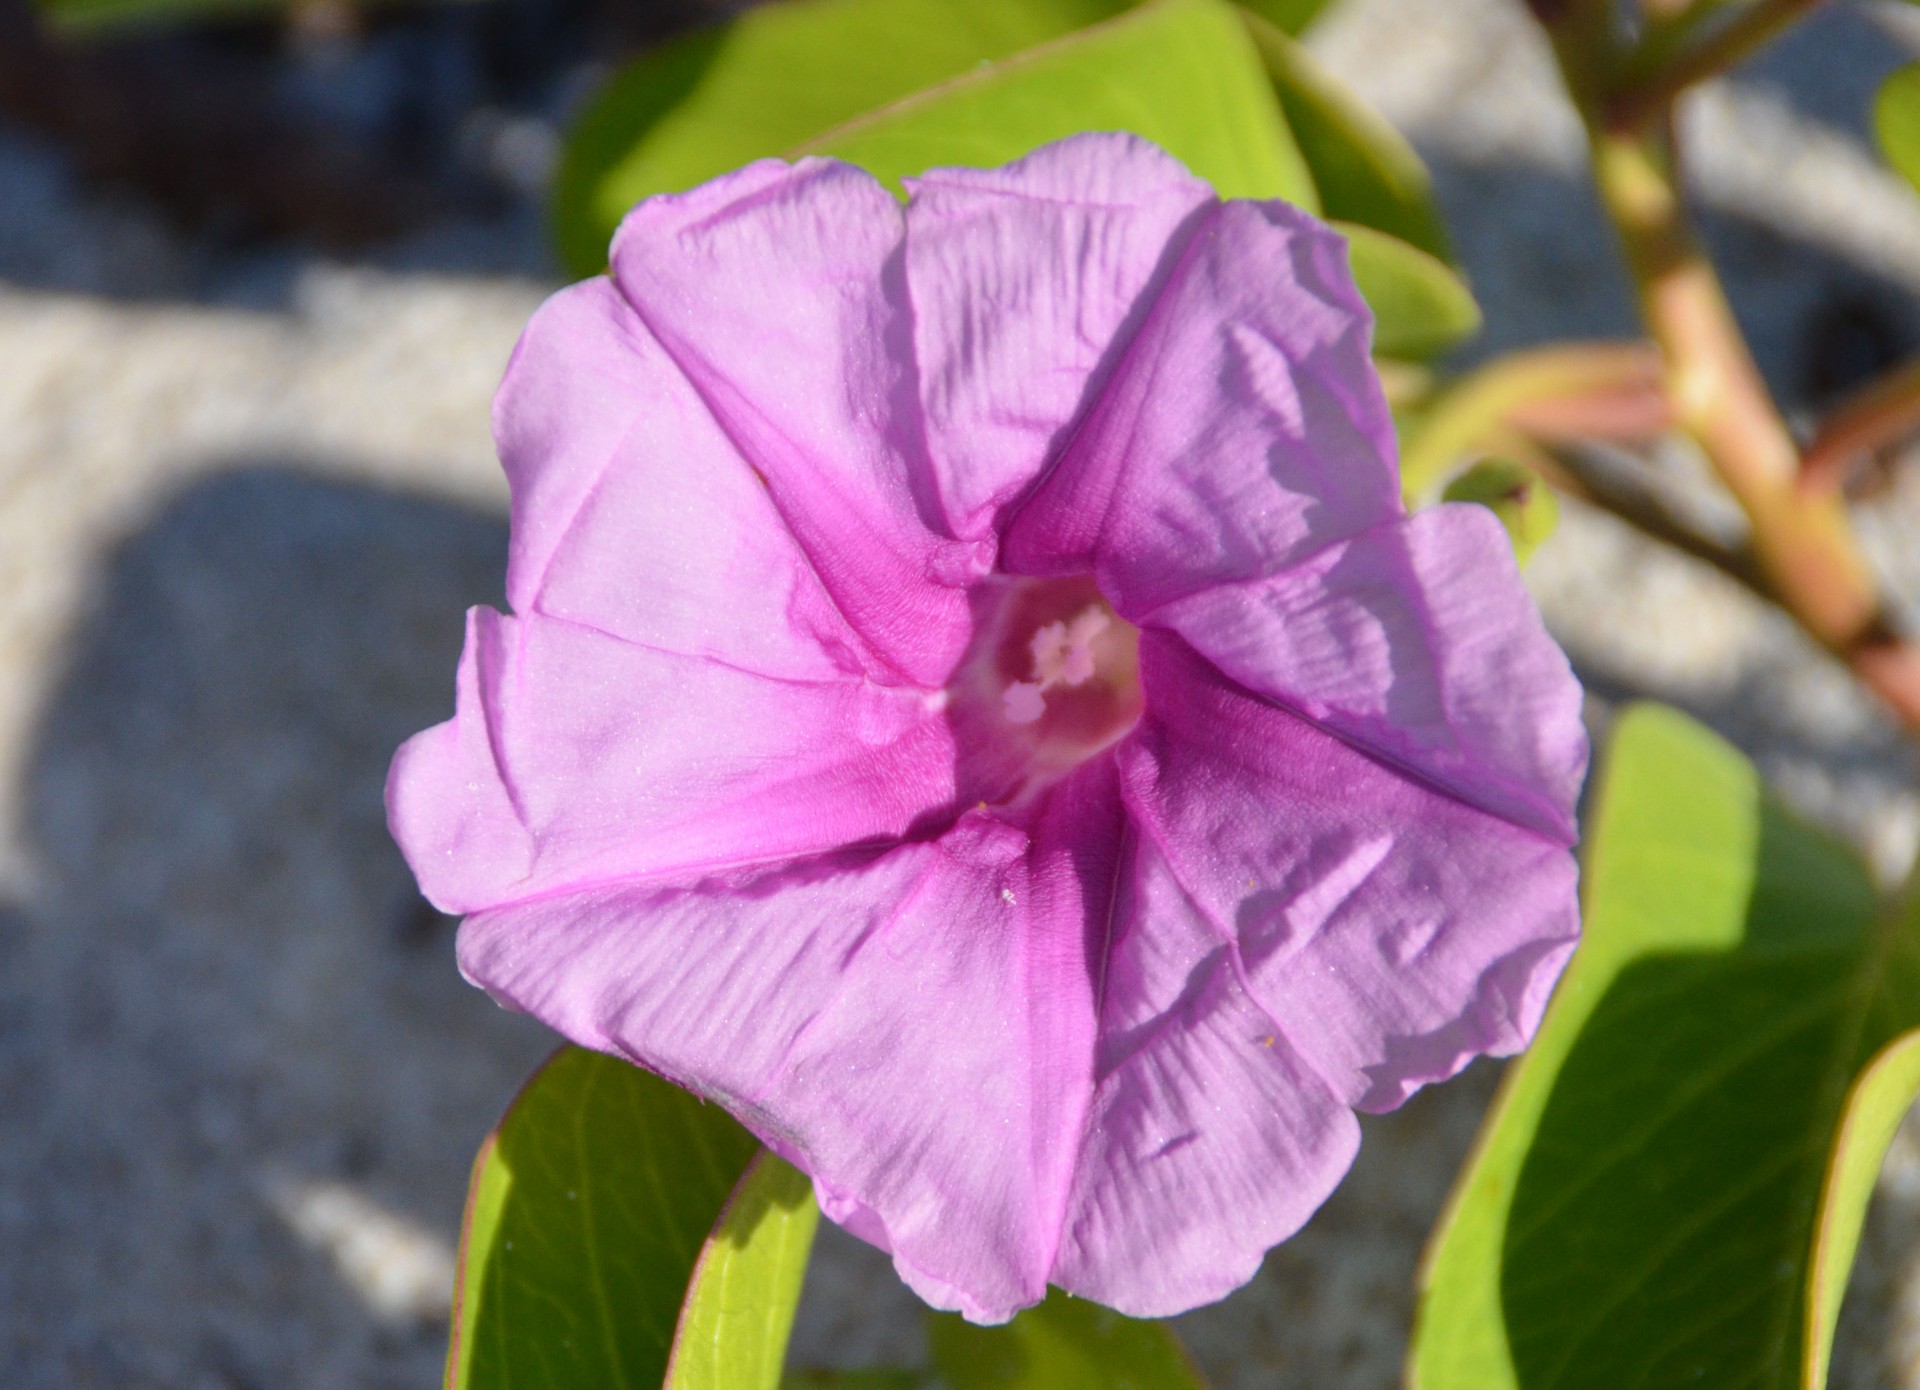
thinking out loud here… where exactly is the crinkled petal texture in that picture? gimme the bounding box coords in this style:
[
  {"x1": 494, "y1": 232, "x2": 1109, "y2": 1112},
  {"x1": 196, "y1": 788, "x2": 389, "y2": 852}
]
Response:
[{"x1": 387, "y1": 134, "x2": 1587, "y2": 1324}]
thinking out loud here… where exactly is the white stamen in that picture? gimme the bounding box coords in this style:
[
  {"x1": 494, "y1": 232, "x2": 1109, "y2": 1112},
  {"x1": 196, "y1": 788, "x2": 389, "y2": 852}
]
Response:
[
  {"x1": 1028, "y1": 621, "x2": 1069, "y2": 684},
  {"x1": 1059, "y1": 609, "x2": 1110, "y2": 685},
  {"x1": 1009, "y1": 605, "x2": 1112, "y2": 720},
  {"x1": 1002, "y1": 682, "x2": 1046, "y2": 724}
]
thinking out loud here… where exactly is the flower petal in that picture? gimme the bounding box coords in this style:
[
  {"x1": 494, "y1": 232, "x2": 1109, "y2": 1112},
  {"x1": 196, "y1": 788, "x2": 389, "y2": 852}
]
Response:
[
  {"x1": 902, "y1": 134, "x2": 1215, "y2": 541},
  {"x1": 1053, "y1": 862, "x2": 1360, "y2": 1316},
  {"x1": 397, "y1": 135, "x2": 1592, "y2": 1331},
  {"x1": 609, "y1": 158, "x2": 980, "y2": 686},
  {"x1": 387, "y1": 606, "x2": 534, "y2": 902},
  {"x1": 496, "y1": 276, "x2": 896, "y2": 683},
  {"x1": 493, "y1": 276, "x2": 650, "y2": 617},
  {"x1": 1146, "y1": 504, "x2": 1587, "y2": 844},
  {"x1": 456, "y1": 765, "x2": 1126, "y2": 1323},
  {"x1": 1002, "y1": 199, "x2": 1402, "y2": 611},
  {"x1": 1120, "y1": 632, "x2": 1581, "y2": 1116},
  {"x1": 388, "y1": 608, "x2": 954, "y2": 913}
]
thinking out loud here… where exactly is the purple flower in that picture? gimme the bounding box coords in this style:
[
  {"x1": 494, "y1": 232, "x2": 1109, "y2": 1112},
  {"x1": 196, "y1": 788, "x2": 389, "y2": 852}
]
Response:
[{"x1": 388, "y1": 134, "x2": 1585, "y2": 1323}]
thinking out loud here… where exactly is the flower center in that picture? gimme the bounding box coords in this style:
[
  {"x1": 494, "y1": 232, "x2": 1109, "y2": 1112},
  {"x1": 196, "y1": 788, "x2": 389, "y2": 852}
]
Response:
[{"x1": 947, "y1": 575, "x2": 1144, "y2": 805}]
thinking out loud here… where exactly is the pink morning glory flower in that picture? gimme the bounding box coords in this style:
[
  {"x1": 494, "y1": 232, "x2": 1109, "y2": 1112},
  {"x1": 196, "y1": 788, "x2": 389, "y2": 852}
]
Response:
[{"x1": 388, "y1": 133, "x2": 1586, "y2": 1324}]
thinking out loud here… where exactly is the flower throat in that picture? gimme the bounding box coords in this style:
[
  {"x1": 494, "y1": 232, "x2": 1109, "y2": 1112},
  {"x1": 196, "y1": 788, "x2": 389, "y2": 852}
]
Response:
[{"x1": 948, "y1": 574, "x2": 1144, "y2": 805}]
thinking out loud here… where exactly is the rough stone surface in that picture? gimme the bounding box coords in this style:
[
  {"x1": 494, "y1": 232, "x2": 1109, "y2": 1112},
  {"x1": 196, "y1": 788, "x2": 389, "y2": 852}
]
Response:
[{"x1": 1, "y1": 1, "x2": 1917, "y2": 1387}]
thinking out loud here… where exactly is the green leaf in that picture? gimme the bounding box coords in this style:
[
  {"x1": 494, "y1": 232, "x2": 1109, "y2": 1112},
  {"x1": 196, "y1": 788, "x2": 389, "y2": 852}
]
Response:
[
  {"x1": 1874, "y1": 63, "x2": 1920, "y2": 198},
  {"x1": 554, "y1": 0, "x2": 1134, "y2": 274},
  {"x1": 782, "y1": 1371, "x2": 938, "y2": 1389},
  {"x1": 35, "y1": 0, "x2": 264, "y2": 30},
  {"x1": 1231, "y1": 0, "x2": 1335, "y2": 34},
  {"x1": 928, "y1": 1288, "x2": 1209, "y2": 1389},
  {"x1": 1336, "y1": 221, "x2": 1480, "y2": 360},
  {"x1": 35, "y1": 0, "x2": 436, "y2": 35},
  {"x1": 1441, "y1": 459, "x2": 1559, "y2": 565},
  {"x1": 1240, "y1": 12, "x2": 1452, "y2": 259},
  {"x1": 446, "y1": 1046, "x2": 761, "y2": 1390},
  {"x1": 1410, "y1": 704, "x2": 1920, "y2": 1390},
  {"x1": 802, "y1": 0, "x2": 1314, "y2": 207},
  {"x1": 555, "y1": 0, "x2": 1317, "y2": 275},
  {"x1": 667, "y1": 1151, "x2": 821, "y2": 1390},
  {"x1": 1804, "y1": 1021, "x2": 1920, "y2": 1386}
]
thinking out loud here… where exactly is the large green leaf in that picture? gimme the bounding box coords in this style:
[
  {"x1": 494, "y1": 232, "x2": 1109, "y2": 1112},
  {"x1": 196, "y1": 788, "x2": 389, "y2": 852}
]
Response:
[
  {"x1": 928, "y1": 1288, "x2": 1209, "y2": 1389},
  {"x1": 446, "y1": 1046, "x2": 761, "y2": 1390},
  {"x1": 666, "y1": 1151, "x2": 821, "y2": 1390},
  {"x1": 1875, "y1": 63, "x2": 1920, "y2": 199},
  {"x1": 1410, "y1": 704, "x2": 1920, "y2": 1390},
  {"x1": 554, "y1": 0, "x2": 1315, "y2": 274},
  {"x1": 1240, "y1": 12, "x2": 1451, "y2": 258},
  {"x1": 554, "y1": 0, "x2": 1134, "y2": 274},
  {"x1": 1337, "y1": 221, "x2": 1479, "y2": 360},
  {"x1": 1230, "y1": 0, "x2": 1335, "y2": 34},
  {"x1": 805, "y1": 0, "x2": 1314, "y2": 209}
]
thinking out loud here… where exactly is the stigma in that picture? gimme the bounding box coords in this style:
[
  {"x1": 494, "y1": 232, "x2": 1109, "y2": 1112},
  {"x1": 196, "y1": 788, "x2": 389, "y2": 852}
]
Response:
[
  {"x1": 1003, "y1": 606, "x2": 1115, "y2": 724},
  {"x1": 947, "y1": 575, "x2": 1144, "y2": 805}
]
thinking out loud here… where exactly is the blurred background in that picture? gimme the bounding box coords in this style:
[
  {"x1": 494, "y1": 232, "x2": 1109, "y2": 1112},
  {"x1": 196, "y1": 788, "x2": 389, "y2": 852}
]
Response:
[{"x1": 3, "y1": 0, "x2": 1920, "y2": 1386}]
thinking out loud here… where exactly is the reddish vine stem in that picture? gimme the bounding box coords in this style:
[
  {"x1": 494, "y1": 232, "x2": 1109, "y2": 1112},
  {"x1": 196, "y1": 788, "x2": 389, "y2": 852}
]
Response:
[
  {"x1": 1535, "y1": 17, "x2": 1920, "y2": 731},
  {"x1": 1397, "y1": 342, "x2": 1669, "y2": 501},
  {"x1": 1801, "y1": 361, "x2": 1920, "y2": 496}
]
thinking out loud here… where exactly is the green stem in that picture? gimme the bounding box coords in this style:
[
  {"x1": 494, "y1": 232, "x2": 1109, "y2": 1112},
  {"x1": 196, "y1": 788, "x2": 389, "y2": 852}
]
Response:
[
  {"x1": 1536, "y1": 439, "x2": 1769, "y2": 596},
  {"x1": 1588, "y1": 129, "x2": 1875, "y2": 632},
  {"x1": 1568, "y1": 73, "x2": 1920, "y2": 729},
  {"x1": 1398, "y1": 342, "x2": 1667, "y2": 501},
  {"x1": 1605, "y1": 0, "x2": 1833, "y2": 131}
]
